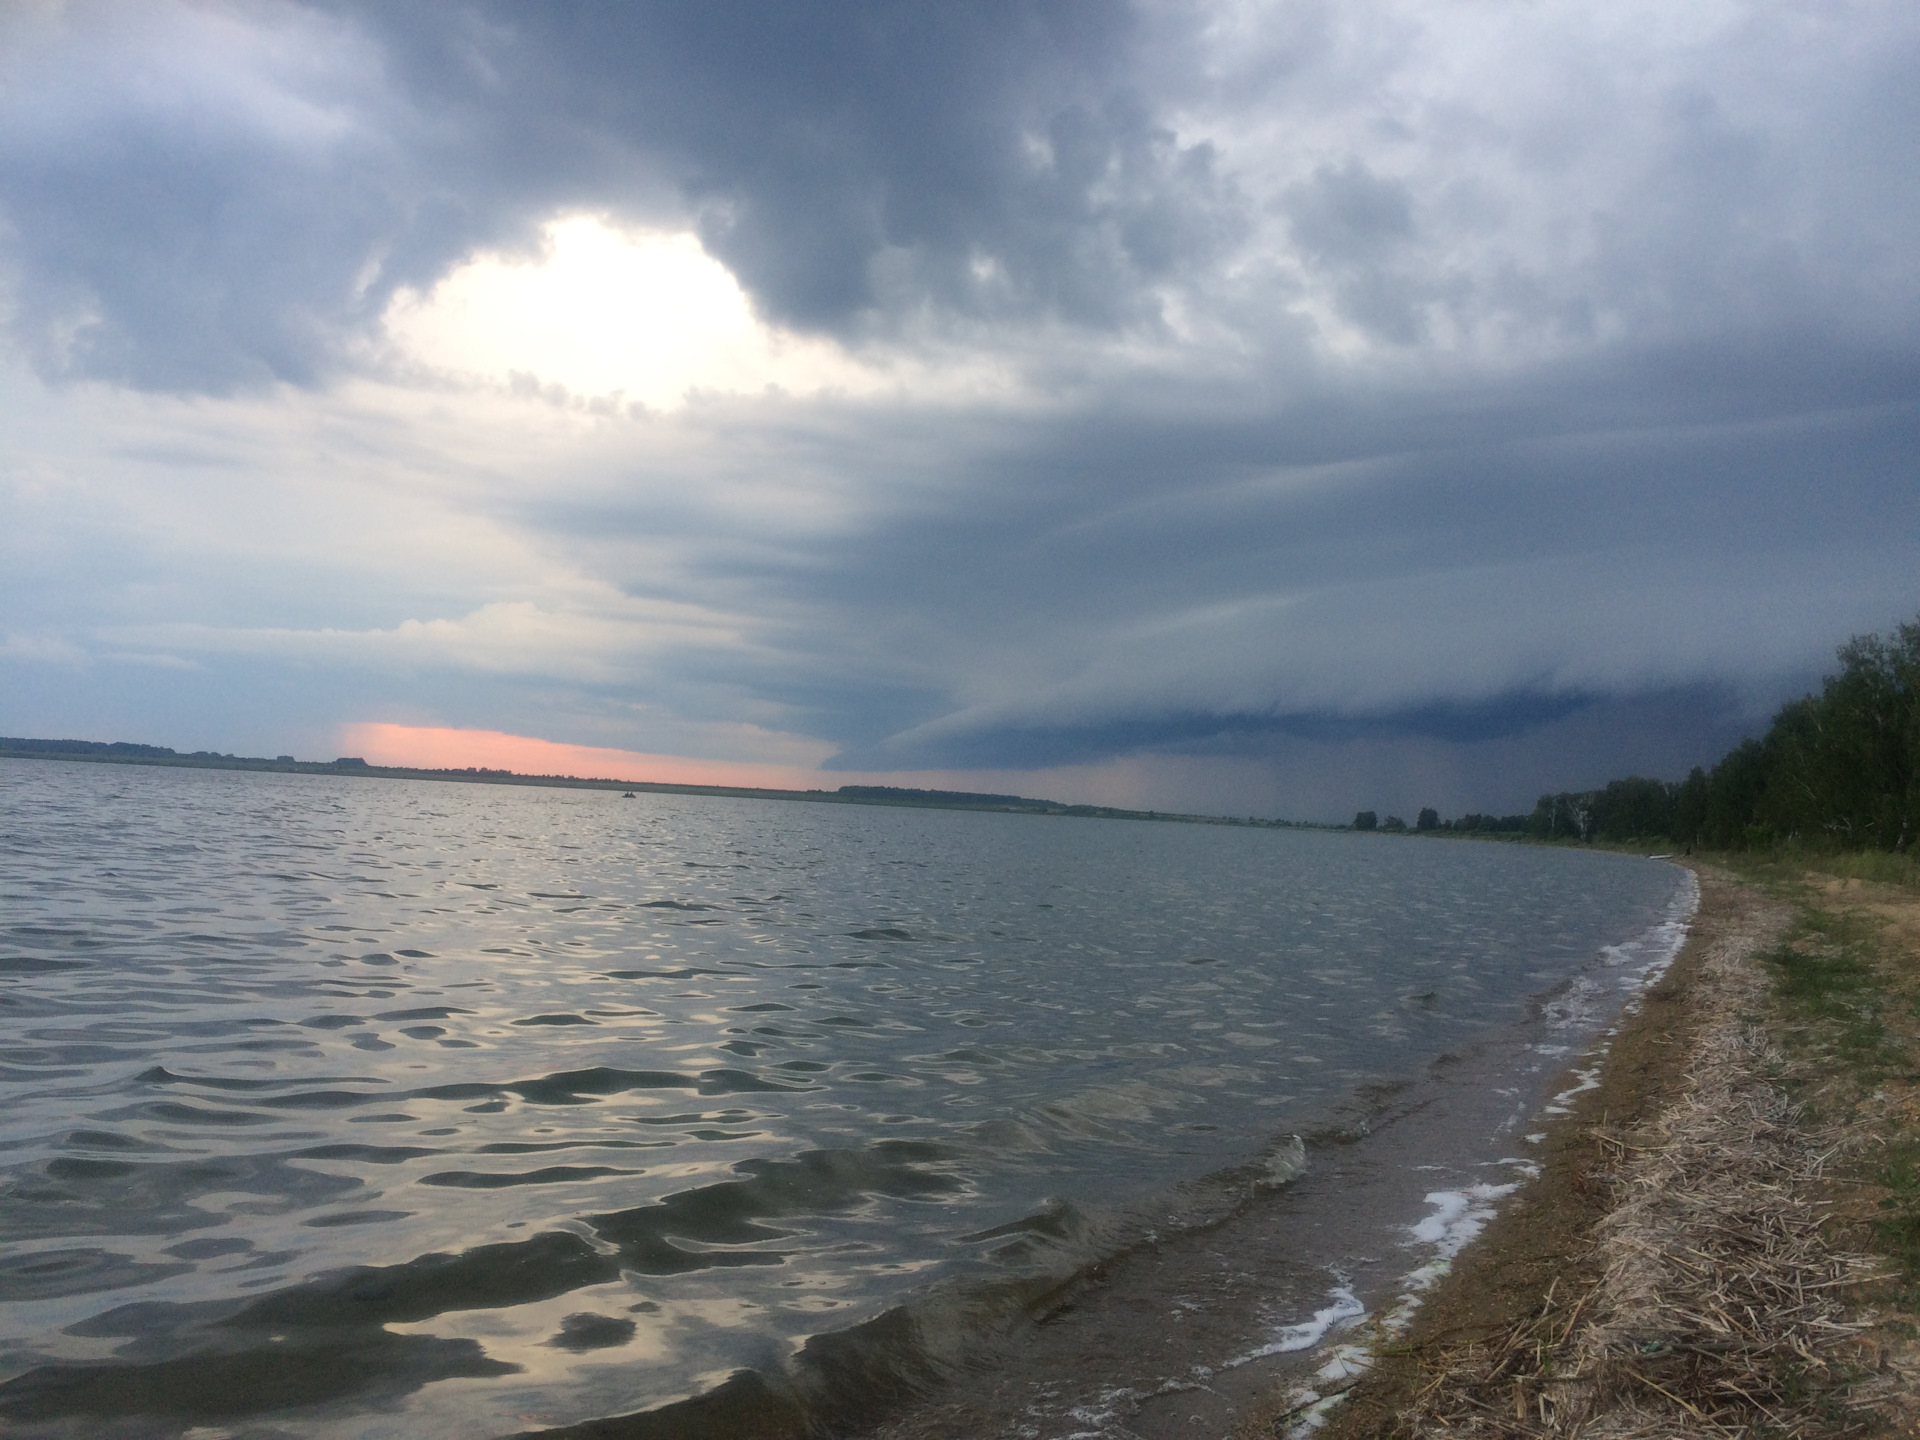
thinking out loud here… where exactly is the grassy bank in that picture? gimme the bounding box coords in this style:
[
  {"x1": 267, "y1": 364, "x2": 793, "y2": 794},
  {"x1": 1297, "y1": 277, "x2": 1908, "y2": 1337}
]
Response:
[
  {"x1": 1733, "y1": 843, "x2": 1920, "y2": 893},
  {"x1": 1250, "y1": 858, "x2": 1920, "y2": 1438}
]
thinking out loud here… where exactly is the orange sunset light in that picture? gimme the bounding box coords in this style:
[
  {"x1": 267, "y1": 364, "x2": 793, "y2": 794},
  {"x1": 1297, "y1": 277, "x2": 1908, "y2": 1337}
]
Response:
[{"x1": 338, "y1": 723, "x2": 831, "y2": 792}]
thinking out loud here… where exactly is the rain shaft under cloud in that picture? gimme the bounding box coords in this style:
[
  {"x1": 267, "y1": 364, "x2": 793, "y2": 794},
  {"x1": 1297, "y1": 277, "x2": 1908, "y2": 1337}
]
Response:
[{"x1": 2, "y1": 0, "x2": 1917, "y2": 818}]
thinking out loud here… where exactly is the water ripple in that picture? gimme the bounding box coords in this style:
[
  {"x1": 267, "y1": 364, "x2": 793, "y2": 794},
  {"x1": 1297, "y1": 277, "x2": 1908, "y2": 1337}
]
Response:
[{"x1": 0, "y1": 758, "x2": 1684, "y2": 1438}]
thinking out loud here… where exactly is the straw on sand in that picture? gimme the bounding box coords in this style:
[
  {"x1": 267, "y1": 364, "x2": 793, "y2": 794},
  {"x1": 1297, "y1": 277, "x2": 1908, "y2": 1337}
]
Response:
[{"x1": 1372, "y1": 912, "x2": 1887, "y2": 1439}]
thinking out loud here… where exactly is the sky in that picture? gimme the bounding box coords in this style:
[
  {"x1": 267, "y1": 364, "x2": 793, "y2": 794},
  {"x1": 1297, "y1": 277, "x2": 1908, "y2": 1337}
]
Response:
[{"x1": 1, "y1": 0, "x2": 1916, "y2": 821}]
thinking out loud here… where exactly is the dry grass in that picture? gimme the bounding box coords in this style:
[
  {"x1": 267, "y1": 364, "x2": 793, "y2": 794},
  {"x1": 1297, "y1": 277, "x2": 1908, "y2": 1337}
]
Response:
[{"x1": 1357, "y1": 887, "x2": 1891, "y2": 1440}]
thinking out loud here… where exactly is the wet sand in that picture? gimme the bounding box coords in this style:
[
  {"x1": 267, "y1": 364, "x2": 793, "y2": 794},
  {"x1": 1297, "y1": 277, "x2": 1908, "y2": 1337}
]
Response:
[
  {"x1": 1254, "y1": 863, "x2": 1761, "y2": 1438},
  {"x1": 1266, "y1": 864, "x2": 1920, "y2": 1439}
]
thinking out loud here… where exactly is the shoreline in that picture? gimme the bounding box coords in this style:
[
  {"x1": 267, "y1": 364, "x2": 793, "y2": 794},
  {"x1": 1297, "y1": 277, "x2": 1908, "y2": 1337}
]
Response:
[
  {"x1": 1258, "y1": 862, "x2": 1917, "y2": 1438},
  {"x1": 853, "y1": 866, "x2": 1697, "y2": 1440}
]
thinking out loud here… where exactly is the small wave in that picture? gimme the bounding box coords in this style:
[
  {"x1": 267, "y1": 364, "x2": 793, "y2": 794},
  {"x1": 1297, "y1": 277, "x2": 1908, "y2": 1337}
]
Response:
[
  {"x1": 1263, "y1": 1181, "x2": 1522, "y2": 1434},
  {"x1": 512, "y1": 1131, "x2": 1312, "y2": 1438},
  {"x1": 138, "y1": 1101, "x2": 276, "y2": 1126},
  {"x1": 292, "y1": 1143, "x2": 440, "y2": 1164},
  {"x1": 0, "y1": 1247, "x2": 192, "y2": 1303},
  {"x1": 303, "y1": 1209, "x2": 412, "y2": 1228},
  {"x1": 0, "y1": 956, "x2": 87, "y2": 973},
  {"x1": 374, "y1": 1006, "x2": 473, "y2": 1021},
  {"x1": 1225, "y1": 1284, "x2": 1365, "y2": 1366},
  {"x1": 419, "y1": 1165, "x2": 642, "y2": 1188},
  {"x1": 548, "y1": 1312, "x2": 636, "y2": 1352},
  {"x1": 134, "y1": 1067, "x2": 387, "y2": 1093}
]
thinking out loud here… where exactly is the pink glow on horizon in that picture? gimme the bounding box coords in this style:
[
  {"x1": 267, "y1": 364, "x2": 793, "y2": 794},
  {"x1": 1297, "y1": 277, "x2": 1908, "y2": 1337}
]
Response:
[
  {"x1": 339, "y1": 723, "x2": 833, "y2": 791},
  {"x1": 334, "y1": 722, "x2": 1237, "y2": 815}
]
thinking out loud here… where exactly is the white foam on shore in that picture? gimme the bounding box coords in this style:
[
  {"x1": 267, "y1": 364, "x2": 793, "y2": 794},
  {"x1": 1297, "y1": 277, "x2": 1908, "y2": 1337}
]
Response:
[
  {"x1": 1224, "y1": 1285, "x2": 1366, "y2": 1366},
  {"x1": 1544, "y1": 1063, "x2": 1603, "y2": 1115},
  {"x1": 1385, "y1": 1181, "x2": 1523, "y2": 1335},
  {"x1": 1242, "y1": 1182, "x2": 1521, "y2": 1432},
  {"x1": 1271, "y1": 867, "x2": 1701, "y2": 1435},
  {"x1": 1541, "y1": 871, "x2": 1698, "y2": 1113},
  {"x1": 1536, "y1": 868, "x2": 1699, "y2": 1043},
  {"x1": 1604, "y1": 866, "x2": 1700, "y2": 1000}
]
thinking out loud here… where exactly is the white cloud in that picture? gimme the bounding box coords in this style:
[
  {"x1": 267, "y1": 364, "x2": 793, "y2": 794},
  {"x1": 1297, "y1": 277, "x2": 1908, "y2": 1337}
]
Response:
[
  {"x1": 102, "y1": 591, "x2": 738, "y2": 684},
  {"x1": 383, "y1": 216, "x2": 924, "y2": 410},
  {"x1": 0, "y1": 632, "x2": 86, "y2": 665}
]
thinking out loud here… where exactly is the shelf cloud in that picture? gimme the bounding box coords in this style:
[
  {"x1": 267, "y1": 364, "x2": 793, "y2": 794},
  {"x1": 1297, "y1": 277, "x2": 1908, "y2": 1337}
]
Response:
[{"x1": 3, "y1": 0, "x2": 1916, "y2": 817}]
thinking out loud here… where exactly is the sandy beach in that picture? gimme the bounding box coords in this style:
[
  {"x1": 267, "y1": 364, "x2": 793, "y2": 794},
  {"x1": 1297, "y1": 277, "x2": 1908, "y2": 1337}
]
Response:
[{"x1": 1254, "y1": 862, "x2": 1920, "y2": 1439}]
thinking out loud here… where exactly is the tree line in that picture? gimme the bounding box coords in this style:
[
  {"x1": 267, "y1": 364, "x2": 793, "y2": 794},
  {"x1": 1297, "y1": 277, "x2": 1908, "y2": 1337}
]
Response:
[{"x1": 1357, "y1": 614, "x2": 1920, "y2": 851}]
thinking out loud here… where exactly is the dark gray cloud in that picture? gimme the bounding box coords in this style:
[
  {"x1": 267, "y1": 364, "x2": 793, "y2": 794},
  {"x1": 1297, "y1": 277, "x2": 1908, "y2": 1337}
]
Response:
[
  {"x1": 0, "y1": 3, "x2": 456, "y2": 389},
  {"x1": 5, "y1": 2, "x2": 1915, "y2": 381},
  {"x1": 0, "y1": 1, "x2": 1238, "y2": 390},
  {"x1": 1283, "y1": 160, "x2": 1424, "y2": 342},
  {"x1": 1, "y1": 0, "x2": 1917, "y2": 815},
  {"x1": 516, "y1": 324, "x2": 1919, "y2": 779}
]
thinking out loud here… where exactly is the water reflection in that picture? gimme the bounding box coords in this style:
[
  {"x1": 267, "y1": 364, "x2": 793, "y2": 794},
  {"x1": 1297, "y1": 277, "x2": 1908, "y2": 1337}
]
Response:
[{"x1": 0, "y1": 760, "x2": 1682, "y2": 1436}]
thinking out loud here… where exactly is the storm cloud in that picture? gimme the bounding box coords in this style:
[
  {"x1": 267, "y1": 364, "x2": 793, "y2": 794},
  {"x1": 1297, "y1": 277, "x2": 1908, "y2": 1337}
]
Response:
[{"x1": 2, "y1": 0, "x2": 1916, "y2": 817}]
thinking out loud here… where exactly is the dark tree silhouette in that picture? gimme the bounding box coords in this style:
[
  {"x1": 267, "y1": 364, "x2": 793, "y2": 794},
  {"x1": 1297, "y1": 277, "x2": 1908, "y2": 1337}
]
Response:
[{"x1": 1480, "y1": 614, "x2": 1918, "y2": 852}]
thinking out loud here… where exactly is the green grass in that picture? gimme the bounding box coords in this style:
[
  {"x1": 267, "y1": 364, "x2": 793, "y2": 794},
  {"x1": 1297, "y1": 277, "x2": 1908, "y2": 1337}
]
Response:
[
  {"x1": 1804, "y1": 848, "x2": 1920, "y2": 890},
  {"x1": 1740, "y1": 877, "x2": 1920, "y2": 1296},
  {"x1": 1709, "y1": 844, "x2": 1920, "y2": 891},
  {"x1": 1759, "y1": 906, "x2": 1896, "y2": 1090},
  {"x1": 1876, "y1": 1141, "x2": 1920, "y2": 1287}
]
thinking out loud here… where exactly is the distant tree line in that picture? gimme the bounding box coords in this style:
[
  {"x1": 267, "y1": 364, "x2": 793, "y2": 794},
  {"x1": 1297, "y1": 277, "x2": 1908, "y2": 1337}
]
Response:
[
  {"x1": 1355, "y1": 806, "x2": 1534, "y2": 836},
  {"x1": 2, "y1": 736, "x2": 181, "y2": 759},
  {"x1": 837, "y1": 784, "x2": 1054, "y2": 810},
  {"x1": 1354, "y1": 614, "x2": 1919, "y2": 852}
]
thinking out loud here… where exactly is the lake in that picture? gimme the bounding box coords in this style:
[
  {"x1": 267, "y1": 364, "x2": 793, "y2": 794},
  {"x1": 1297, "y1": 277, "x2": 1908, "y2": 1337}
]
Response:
[{"x1": 0, "y1": 759, "x2": 1688, "y2": 1438}]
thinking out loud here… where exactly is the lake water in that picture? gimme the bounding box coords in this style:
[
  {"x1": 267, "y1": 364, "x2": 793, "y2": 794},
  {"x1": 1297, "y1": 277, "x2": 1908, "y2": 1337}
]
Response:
[{"x1": 0, "y1": 759, "x2": 1688, "y2": 1438}]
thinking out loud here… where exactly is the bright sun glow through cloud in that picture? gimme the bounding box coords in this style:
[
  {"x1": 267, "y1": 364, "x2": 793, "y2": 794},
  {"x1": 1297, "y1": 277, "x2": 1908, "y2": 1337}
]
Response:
[{"x1": 383, "y1": 217, "x2": 877, "y2": 410}]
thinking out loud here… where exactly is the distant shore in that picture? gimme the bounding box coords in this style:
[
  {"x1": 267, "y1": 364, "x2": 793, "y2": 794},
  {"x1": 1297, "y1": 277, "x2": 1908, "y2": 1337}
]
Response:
[{"x1": 0, "y1": 736, "x2": 1292, "y2": 829}]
